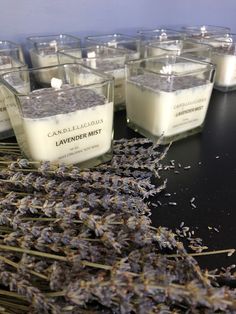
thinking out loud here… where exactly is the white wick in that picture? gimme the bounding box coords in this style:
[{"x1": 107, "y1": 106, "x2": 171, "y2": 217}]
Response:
[
  {"x1": 51, "y1": 77, "x2": 63, "y2": 90},
  {"x1": 160, "y1": 65, "x2": 173, "y2": 83},
  {"x1": 224, "y1": 34, "x2": 233, "y2": 43},
  {"x1": 159, "y1": 32, "x2": 168, "y2": 40},
  {"x1": 108, "y1": 41, "x2": 117, "y2": 48},
  {"x1": 160, "y1": 65, "x2": 172, "y2": 75},
  {"x1": 200, "y1": 25, "x2": 207, "y2": 34},
  {"x1": 87, "y1": 51, "x2": 96, "y2": 58},
  {"x1": 49, "y1": 40, "x2": 58, "y2": 52}
]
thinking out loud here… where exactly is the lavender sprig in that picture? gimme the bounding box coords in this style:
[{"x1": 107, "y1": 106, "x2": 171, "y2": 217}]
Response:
[
  {"x1": 0, "y1": 138, "x2": 235, "y2": 313},
  {"x1": 0, "y1": 270, "x2": 59, "y2": 313}
]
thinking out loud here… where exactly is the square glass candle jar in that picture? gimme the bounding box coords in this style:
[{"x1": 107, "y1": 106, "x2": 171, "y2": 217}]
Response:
[
  {"x1": 0, "y1": 40, "x2": 27, "y2": 139},
  {"x1": 145, "y1": 39, "x2": 212, "y2": 63},
  {"x1": 137, "y1": 29, "x2": 185, "y2": 57},
  {"x1": 27, "y1": 34, "x2": 81, "y2": 84},
  {"x1": 182, "y1": 25, "x2": 230, "y2": 38},
  {"x1": 1, "y1": 63, "x2": 114, "y2": 167},
  {"x1": 58, "y1": 45, "x2": 128, "y2": 110},
  {"x1": 126, "y1": 56, "x2": 215, "y2": 144},
  {"x1": 85, "y1": 33, "x2": 141, "y2": 61},
  {"x1": 203, "y1": 34, "x2": 236, "y2": 92}
]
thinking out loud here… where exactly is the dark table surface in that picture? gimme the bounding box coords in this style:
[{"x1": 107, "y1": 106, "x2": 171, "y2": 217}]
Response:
[{"x1": 114, "y1": 89, "x2": 236, "y2": 271}]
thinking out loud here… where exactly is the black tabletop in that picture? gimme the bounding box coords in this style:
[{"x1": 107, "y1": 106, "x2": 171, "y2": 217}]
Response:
[{"x1": 114, "y1": 89, "x2": 236, "y2": 271}]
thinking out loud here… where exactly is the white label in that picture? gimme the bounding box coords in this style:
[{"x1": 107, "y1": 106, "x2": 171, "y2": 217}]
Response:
[
  {"x1": 22, "y1": 102, "x2": 113, "y2": 164},
  {"x1": 126, "y1": 82, "x2": 213, "y2": 137}
]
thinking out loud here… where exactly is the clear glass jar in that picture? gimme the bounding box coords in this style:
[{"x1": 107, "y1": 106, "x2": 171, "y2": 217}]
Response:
[
  {"x1": 126, "y1": 55, "x2": 215, "y2": 144},
  {"x1": 27, "y1": 34, "x2": 81, "y2": 84},
  {"x1": 0, "y1": 40, "x2": 27, "y2": 139},
  {"x1": 1, "y1": 63, "x2": 114, "y2": 167},
  {"x1": 145, "y1": 39, "x2": 212, "y2": 63},
  {"x1": 182, "y1": 25, "x2": 230, "y2": 38},
  {"x1": 137, "y1": 28, "x2": 185, "y2": 57},
  {"x1": 202, "y1": 34, "x2": 236, "y2": 92},
  {"x1": 58, "y1": 45, "x2": 128, "y2": 111},
  {"x1": 85, "y1": 33, "x2": 141, "y2": 61}
]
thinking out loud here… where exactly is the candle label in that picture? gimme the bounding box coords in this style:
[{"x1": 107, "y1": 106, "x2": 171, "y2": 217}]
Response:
[
  {"x1": 126, "y1": 73, "x2": 213, "y2": 137},
  {"x1": 23, "y1": 102, "x2": 113, "y2": 164}
]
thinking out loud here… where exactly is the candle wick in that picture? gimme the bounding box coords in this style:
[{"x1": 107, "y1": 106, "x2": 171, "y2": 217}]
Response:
[
  {"x1": 51, "y1": 77, "x2": 63, "y2": 90},
  {"x1": 49, "y1": 40, "x2": 58, "y2": 52},
  {"x1": 160, "y1": 65, "x2": 173, "y2": 82}
]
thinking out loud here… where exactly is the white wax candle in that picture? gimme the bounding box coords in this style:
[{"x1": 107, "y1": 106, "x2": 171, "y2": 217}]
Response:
[
  {"x1": 147, "y1": 42, "x2": 182, "y2": 57},
  {"x1": 108, "y1": 41, "x2": 118, "y2": 48},
  {"x1": 109, "y1": 68, "x2": 126, "y2": 108},
  {"x1": 87, "y1": 51, "x2": 97, "y2": 69},
  {"x1": 126, "y1": 73, "x2": 213, "y2": 139},
  {"x1": 172, "y1": 62, "x2": 208, "y2": 73},
  {"x1": 2, "y1": 81, "x2": 30, "y2": 142},
  {"x1": 92, "y1": 62, "x2": 125, "y2": 108},
  {"x1": 8, "y1": 87, "x2": 113, "y2": 164},
  {"x1": 211, "y1": 53, "x2": 236, "y2": 87},
  {"x1": 29, "y1": 48, "x2": 82, "y2": 84},
  {"x1": 0, "y1": 59, "x2": 28, "y2": 136},
  {"x1": 117, "y1": 47, "x2": 140, "y2": 60},
  {"x1": 0, "y1": 84, "x2": 12, "y2": 133}
]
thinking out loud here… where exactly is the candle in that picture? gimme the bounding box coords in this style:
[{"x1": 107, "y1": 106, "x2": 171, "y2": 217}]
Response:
[
  {"x1": 202, "y1": 34, "x2": 236, "y2": 91},
  {"x1": 85, "y1": 33, "x2": 141, "y2": 61},
  {"x1": 126, "y1": 56, "x2": 215, "y2": 144},
  {"x1": 181, "y1": 25, "x2": 230, "y2": 38},
  {"x1": 58, "y1": 46, "x2": 128, "y2": 110},
  {"x1": 137, "y1": 28, "x2": 185, "y2": 57},
  {"x1": 145, "y1": 39, "x2": 212, "y2": 63},
  {"x1": 0, "y1": 41, "x2": 26, "y2": 139},
  {"x1": 28, "y1": 34, "x2": 81, "y2": 85},
  {"x1": 212, "y1": 54, "x2": 236, "y2": 89},
  {"x1": 2, "y1": 64, "x2": 114, "y2": 167}
]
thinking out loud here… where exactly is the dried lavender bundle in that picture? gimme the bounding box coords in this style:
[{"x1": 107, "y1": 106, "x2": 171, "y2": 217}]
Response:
[
  {"x1": 0, "y1": 138, "x2": 235, "y2": 313},
  {"x1": 0, "y1": 165, "x2": 160, "y2": 199},
  {"x1": 0, "y1": 267, "x2": 59, "y2": 313}
]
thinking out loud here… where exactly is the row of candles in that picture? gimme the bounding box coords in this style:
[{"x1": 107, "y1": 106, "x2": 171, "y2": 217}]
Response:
[{"x1": 0, "y1": 25, "x2": 234, "y2": 166}]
